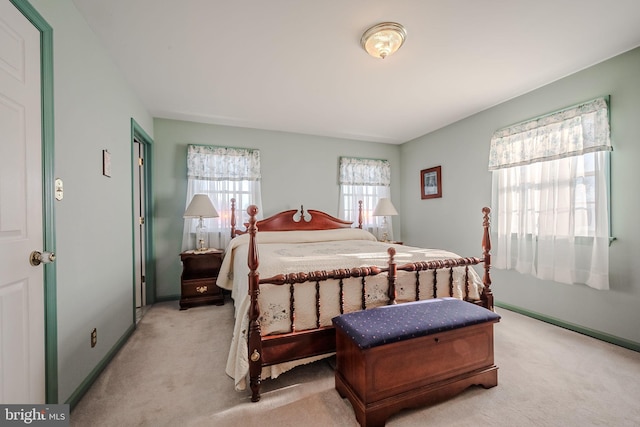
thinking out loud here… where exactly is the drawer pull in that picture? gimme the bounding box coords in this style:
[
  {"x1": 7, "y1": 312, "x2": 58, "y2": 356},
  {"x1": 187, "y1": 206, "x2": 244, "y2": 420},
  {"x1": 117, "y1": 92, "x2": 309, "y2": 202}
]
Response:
[{"x1": 196, "y1": 286, "x2": 208, "y2": 294}]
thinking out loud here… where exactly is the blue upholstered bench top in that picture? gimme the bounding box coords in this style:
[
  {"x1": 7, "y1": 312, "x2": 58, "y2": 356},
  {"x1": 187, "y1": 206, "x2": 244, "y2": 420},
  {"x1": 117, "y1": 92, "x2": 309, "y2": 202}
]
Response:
[{"x1": 332, "y1": 298, "x2": 500, "y2": 350}]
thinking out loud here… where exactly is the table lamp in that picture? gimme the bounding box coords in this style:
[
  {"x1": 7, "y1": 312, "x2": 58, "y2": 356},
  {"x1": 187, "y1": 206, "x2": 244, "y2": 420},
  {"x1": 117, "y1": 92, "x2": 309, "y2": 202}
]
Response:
[
  {"x1": 373, "y1": 198, "x2": 398, "y2": 242},
  {"x1": 184, "y1": 194, "x2": 219, "y2": 251}
]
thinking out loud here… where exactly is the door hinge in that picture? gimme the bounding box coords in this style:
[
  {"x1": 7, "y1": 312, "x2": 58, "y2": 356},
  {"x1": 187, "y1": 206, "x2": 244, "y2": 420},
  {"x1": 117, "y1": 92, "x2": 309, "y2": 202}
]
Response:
[
  {"x1": 139, "y1": 217, "x2": 145, "y2": 225},
  {"x1": 141, "y1": 275, "x2": 146, "y2": 284},
  {"x1": 138, "y1": 157, "x2": 144, "y2": 166}
]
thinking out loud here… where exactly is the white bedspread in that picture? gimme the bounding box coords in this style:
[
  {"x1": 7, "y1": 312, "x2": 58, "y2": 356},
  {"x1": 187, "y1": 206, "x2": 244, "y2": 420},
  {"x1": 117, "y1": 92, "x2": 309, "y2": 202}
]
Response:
[{"x1": 219, "y1": 229, "x2": 484, "y2": 391}]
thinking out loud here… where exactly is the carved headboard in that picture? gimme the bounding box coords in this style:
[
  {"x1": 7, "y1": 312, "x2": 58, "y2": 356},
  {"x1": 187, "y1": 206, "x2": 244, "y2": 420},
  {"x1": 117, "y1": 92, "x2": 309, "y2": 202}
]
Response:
[{"x1": 230, "y1": 199, "x2": 363, "y2": 237}]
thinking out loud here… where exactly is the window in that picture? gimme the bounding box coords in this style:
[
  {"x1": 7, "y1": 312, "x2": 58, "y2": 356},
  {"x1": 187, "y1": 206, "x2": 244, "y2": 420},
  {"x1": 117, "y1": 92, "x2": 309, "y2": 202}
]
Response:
[
  {"x1": 182, "y1": 145, "x2": 262, "y2": 250},
  {"x1": 338, "y1": 157, "x2": 392, "y2": 240},
  {"x1": 489, "y1": 97, "x2": 611, "y2": 289}
]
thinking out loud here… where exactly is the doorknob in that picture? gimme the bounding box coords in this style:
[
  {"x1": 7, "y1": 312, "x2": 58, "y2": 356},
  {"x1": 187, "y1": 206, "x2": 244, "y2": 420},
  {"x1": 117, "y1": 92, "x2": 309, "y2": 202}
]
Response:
[{"x1": 30, "y1": 250, "x2": 56, "y2": 266}]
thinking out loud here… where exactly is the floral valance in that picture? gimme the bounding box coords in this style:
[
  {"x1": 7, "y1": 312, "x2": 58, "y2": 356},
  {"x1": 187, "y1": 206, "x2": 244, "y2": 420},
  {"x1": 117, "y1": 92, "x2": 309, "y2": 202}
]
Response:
[
  {"x1": 339, "y1": 157, "x2": 391, "y2": 186},
  {"x1": 488, "y1": 97, "x2": 611, "y2": 171},
  {"x1": 187, "y1": 144, "x2": 261, "y2": 181}
]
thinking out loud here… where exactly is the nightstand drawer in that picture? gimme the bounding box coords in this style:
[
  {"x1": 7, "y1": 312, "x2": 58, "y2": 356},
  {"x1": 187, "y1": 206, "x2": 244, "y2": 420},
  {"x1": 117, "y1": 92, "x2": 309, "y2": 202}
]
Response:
[{"x1": 181, "y1": 278, "x2": 220, "y2": 298}]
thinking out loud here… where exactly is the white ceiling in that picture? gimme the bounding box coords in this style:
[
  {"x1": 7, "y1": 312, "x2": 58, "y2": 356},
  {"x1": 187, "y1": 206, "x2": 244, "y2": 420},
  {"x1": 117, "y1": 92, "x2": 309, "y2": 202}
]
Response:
[{"x1": 71, "y1": 0, "x2": 640, "y2": 144}]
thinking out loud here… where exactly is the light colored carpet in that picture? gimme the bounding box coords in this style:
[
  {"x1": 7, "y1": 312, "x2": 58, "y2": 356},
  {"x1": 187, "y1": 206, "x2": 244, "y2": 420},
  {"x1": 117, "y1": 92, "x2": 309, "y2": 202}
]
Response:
[{"x1": 70, "y1": 300, "x2": 640, "y2": 427}]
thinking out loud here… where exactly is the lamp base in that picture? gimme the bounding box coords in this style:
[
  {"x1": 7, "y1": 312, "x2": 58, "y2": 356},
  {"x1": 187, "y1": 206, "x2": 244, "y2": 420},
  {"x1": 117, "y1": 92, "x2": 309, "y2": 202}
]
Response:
[
  {"x1": 196, "y1": 218, "x2": 208, "y2": 251},
  {"x1": 379, "y1": 216, "x2": 391, "y2": 242}
]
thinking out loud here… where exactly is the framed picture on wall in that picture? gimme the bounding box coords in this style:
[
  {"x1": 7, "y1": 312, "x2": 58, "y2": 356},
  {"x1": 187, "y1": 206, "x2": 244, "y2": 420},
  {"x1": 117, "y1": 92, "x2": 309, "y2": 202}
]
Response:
[{"x1": 420, "y1": 166, "x2": 441, "y2": 199}]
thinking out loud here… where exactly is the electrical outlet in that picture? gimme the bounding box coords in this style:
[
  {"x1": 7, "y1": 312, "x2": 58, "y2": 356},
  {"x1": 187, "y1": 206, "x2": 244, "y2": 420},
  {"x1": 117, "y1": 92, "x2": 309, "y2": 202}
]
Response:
[{"x1": 91, "y1": 328, "x2": 97, "y2": 348}]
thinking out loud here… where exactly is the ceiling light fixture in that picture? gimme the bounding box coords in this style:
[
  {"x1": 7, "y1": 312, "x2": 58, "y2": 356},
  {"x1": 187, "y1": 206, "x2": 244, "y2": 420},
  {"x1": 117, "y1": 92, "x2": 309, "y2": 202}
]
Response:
[{"x1": 361, "y1": 22, "x2": 407, "y2": 59}]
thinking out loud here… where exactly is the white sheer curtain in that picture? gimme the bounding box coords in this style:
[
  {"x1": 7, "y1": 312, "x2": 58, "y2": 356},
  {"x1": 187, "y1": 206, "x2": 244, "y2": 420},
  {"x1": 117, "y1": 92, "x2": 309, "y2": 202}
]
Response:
[
  {"x1": 338, "y1": 157, "x2": 392, "y2": 240},
  {"x1": 489, "y1": 97, "x2": 612, "y2": 289},
  {"x1": 182, "y1": 145, "x2": 262, "y2": 251}
]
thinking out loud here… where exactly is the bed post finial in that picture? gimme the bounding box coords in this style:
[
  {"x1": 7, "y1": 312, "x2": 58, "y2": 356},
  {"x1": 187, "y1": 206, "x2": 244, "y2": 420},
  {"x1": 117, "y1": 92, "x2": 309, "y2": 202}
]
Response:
[
  {"x1": 481, "y1": 207, "x2": 494, "y2": 311},
  {"x1": 247, "y1": 204, "x2": 263, "y2": 401},
  {"x1": 230, "y1": 198, "x2": 237, "y2": 238},
  {"x1": 358, "y1": 200, "x2": 363, "y2": 229},
  {"x1": 387, "y1": 247, "x2": 397, "y2": 304}
]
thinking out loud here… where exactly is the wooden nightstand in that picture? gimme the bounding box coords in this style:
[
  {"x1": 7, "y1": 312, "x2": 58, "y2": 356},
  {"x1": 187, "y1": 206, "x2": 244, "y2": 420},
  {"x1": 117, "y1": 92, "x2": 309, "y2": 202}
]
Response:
[{"x1": 179, "y1": 249, "x2": 224, "y2": 309}]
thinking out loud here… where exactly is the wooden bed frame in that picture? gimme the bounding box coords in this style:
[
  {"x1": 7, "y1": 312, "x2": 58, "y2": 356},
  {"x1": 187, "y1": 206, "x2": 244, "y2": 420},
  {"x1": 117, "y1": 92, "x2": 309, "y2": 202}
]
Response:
[{"x1": 229, "y1": 199, "x2": 494, "y2": 402}]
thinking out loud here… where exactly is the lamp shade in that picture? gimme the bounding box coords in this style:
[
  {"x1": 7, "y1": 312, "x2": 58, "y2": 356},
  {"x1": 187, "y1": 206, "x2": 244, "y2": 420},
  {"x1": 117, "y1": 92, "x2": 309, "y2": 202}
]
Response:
[
  {"x1": 373, "y1": 198, "x2": 398, "y2": 216},
  {"x1": 184, "y1": 194, "x2": 219, "y2": 218}
]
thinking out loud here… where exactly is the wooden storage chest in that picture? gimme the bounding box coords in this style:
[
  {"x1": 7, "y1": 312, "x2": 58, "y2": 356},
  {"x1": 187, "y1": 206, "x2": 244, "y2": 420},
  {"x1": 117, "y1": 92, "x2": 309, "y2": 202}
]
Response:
[{"x1": 332, "y1": 298, "x2": 500, "y2": 427}]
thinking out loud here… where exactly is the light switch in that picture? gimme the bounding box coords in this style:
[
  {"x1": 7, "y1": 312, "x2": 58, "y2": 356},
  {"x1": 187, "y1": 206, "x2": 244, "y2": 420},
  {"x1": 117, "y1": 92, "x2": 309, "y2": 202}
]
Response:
[{"x1": 55, "y1": 178, "x2": 63, "y2": 201}]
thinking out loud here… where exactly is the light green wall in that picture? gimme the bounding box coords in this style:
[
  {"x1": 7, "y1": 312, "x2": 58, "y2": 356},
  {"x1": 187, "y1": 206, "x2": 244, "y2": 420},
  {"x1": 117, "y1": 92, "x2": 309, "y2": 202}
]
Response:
[
  {"x1": 24, "y1": 0, "x2": 640, "y2": 405},
  {"x1": 400, "y1": 47, "x2": 640, "y2": 346},
  {"x1": 152, "y1": 119, "x2": 401, "y2": 299},
  {"x1": 30, "y1": 0, "x2": 153, "y2": 403}
]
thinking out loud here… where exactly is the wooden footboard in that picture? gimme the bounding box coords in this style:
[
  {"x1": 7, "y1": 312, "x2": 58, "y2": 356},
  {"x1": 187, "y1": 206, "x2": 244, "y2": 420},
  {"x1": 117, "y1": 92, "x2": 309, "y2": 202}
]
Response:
[{"x1": 241, "y1": 205, "x2": 493, "y2": 402}]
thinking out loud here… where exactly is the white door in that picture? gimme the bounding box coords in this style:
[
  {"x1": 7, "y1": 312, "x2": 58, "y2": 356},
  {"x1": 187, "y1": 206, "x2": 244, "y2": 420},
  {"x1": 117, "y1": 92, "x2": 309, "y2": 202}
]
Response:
[{"x1": 0, "y1": 1, "x2": 46, "y2": 403}]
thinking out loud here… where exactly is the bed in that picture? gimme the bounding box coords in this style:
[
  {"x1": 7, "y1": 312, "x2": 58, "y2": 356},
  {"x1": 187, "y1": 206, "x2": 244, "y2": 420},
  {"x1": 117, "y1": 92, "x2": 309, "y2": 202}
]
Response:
[{"x1": 218, "y1": 199, "x2": 494, "y2": 402}]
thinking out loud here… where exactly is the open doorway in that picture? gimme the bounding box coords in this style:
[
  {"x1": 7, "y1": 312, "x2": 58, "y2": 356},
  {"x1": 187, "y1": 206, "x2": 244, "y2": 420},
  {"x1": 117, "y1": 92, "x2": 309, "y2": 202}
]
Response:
[{"x1": 131, "y1": 119, "x2": 154, "y2": 324}]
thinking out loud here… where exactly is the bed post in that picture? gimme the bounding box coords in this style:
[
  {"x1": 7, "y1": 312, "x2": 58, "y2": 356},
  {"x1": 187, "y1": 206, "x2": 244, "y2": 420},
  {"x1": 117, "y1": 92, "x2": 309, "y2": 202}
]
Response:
[
  {"x1": 387, "y1": 247, "x2": 397, "y2": 304},
  {"x1": 230, "y1": 198, "x2": 237, "y2": 238},
  {"x1": 246, "y1": 205, "x2": 263, "y2": 402},
  {"x1": 358, "y1": 200, "x2": 363, "y2": 229},
  {"x1": 481, "y1": 207, "x2": 494, "y2": 311}
]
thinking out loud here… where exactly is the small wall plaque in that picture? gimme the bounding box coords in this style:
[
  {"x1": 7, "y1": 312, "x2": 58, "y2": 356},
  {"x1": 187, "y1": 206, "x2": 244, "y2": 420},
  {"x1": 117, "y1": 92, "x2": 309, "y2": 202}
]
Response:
[{"x1": 102, "y1": 150, "x2": 111, "y2": 177}]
